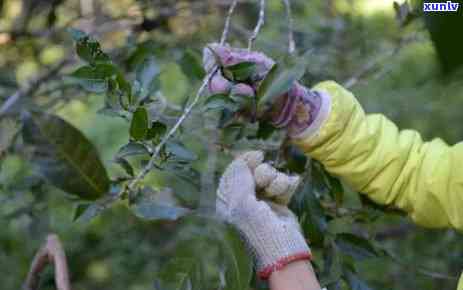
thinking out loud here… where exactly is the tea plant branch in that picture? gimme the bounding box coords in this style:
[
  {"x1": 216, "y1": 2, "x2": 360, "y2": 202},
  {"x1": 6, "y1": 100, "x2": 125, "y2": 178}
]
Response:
[
  {"x1": 248, "y1": 0, "x2": 266, "y2": 50},
  {"x1": 0, "y1": 58, "x2": 71, "y2": 117},
  {"x1": 220, "y1": 0, "x2": 239, "y2": 44},
  {"x1": 23, "y1": 234, "x2": 71, "y2": 290},
  {"x1": 282, "y1": 0, "x2": 295, "y2": 54},
  {"x1": 124, "y1": 69, "x2": 217, "y2": 195},
  {"x1": 121, "y1": 0, "x2": 241, "y2": 197}
]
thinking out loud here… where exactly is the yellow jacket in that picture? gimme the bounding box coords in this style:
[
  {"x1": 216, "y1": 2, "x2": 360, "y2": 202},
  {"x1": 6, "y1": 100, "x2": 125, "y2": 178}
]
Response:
[{"x1": 293, "y1": 81, "x2": 463, "y2": 290}]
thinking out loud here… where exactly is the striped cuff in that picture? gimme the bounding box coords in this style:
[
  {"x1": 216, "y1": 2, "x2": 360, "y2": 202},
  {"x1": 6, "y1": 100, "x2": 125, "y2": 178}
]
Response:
[{"x1": 258, "y1": 252, "x2": 312, "y2": 280}]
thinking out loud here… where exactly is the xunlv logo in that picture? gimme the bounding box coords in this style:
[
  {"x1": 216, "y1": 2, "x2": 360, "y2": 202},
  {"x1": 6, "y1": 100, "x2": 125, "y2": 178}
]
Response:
[{"x1": 423, "y1": 1, "x2": 460, "y2": 11}]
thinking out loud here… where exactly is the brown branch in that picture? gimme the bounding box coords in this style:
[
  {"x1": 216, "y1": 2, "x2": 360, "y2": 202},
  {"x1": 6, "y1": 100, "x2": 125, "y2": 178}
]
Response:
[{"x1": 23, "y1": 234, "x2": 72, "y2": 290}]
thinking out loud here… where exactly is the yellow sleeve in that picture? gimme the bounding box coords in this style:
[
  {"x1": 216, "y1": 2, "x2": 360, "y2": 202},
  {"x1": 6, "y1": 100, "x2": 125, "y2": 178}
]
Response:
[{"x1": 293, "y1": 81, "x2": 463, "y2": 231}]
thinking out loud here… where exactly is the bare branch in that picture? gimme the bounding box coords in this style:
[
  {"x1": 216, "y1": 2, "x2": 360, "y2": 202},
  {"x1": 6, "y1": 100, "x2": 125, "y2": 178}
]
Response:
[
  {"x1": 0, "y1": 59, "x2": 71, "y2": 117},
  {"x1": 23, "y1": 234, "x2": 72, "y2": 290},
  {"x1": 220, "y1": 0, "x2": 239, "y2": 45},
  {"x1": 282, "y1": 0, "x2": 295, "y2": 54},
  {"x1": 248, "y1": 0, "x2": 266, "y2": 50}
]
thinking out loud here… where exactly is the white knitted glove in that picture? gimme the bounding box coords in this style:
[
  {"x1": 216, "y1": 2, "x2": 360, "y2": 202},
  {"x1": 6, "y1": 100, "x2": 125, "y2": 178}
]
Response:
[{"x1": 217, "y1": 151, "x2": 311, "y2": 279}]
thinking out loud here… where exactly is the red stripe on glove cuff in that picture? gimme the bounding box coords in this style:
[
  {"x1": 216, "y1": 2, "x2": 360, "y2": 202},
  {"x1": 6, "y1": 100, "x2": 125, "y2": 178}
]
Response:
[{"x1": 258, "y1": 252, "x2": 312, "y2": 280}]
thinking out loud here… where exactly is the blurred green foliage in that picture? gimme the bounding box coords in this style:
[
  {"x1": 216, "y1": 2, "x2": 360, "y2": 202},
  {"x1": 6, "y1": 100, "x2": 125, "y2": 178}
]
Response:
[{"x1": 1, "y1": 1, "x2": 463, "y2": 290}]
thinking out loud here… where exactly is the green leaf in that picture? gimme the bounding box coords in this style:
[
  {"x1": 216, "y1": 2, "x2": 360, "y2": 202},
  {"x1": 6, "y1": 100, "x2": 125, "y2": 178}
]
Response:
[
  {"x1": 166, "y1": 141, "x2": 197, "y2": 161},
  {"x1": 203, "y1": 94, "x2": 238, "y2": 112},
  {"x1": 130, "y1": 107, "x2": 149, "y2": 141},
  {"x1": 116, "y1": 142, "x2": 150, "y2": 159},
  {"x1": 223, "y1": 61, "x2": 257, "y2": 82},
  {"x1": 131, "y1": 200, "x2": 190, "y2": 221},
  {"x1": 22, "y1": 111, "x2": 110, "y2": 200},
  {"x1": 131, "y1": 187, "x2": 190, "y2": 221},
  {"x1": 256, "y1": 121, "x2": 276, "y2": 140},
  {"x1": 114, "y1": 157, "x2": 134, "y2": 177},
  {"x1": 257, "y1": 51, "x2": 312, "y2": 112},
  {"x1": 70, "y1": 64, "x2": 118, "y2": 93},
  {"x1": 147, "y1": 121, "x2": 167, "y2": 141},
  {"x1": 154, "y1": 257, "x2": 202, "y2": 290},
  {"x1": 290, "y1": 179, "x2": 327, "y2": 246},
  {"x1": 335, "y1": 233, "x2": 378, "y2": 261},
  {"x1": 75, "y1": 201, "x2": 107, "y2": 223},
  {"x1": 256, "y1": 63, "x2": 279, "y2": 99},
  {"x1": 73, "y1": 203, "x2": 90, "y2": 221},
  {"x1": 136, "y1": 56, "x2": 160, "y2": 99},
  {"x1": 214, "y1": 225, "x2": 253, "y2": 290},
  {"x1": 284, "y1": 145, "x2": 308, "y2": 174},
  {"x1": 162, "y1": 215, "x2": 252, "y2": 290},
  {"x1": 74, "y1": 35, "x2": 110, "y2": 65},
  {"x1": 320, "y1": 241, "x2": 343, "y2": 286},
  {"x1": 179, "y1": 49, "x2": 205, "y2": 81}
]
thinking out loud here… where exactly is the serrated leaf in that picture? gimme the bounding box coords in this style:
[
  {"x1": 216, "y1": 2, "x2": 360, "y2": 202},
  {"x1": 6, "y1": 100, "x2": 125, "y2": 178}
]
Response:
[
  {"x1": 166, "y1": 141, "x2": 197, "y2": 161},
  {"x1": 223, "y1": 61, "x2": 257, "y2": 82},
  {"x1": 179, "y1": 49, "x2": 205, "y2": 81},
  {"x1": 203, "y1": 94, "x2": 238, "y2": 112},
  {"x1": 335, "y1": 233, "x2": 378, "y2": 260},
  {"x1": 22, "y1": 111, "x2": 110, "y2": 200},
  {"x1": 130, "y1": 107, "x2": 149, "y2": 141},
  {"x1": 116, "y1": 142, "x2": 150, "y2": 159}
]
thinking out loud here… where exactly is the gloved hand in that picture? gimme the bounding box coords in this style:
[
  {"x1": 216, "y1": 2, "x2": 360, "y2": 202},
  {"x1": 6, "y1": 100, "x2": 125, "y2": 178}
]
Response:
[
  {"x1": 202, "y1": 44, "x2": 331, "y2": 139},
  {"x1": 216, "y1": 151, "x2": 311, "y2": 279}
]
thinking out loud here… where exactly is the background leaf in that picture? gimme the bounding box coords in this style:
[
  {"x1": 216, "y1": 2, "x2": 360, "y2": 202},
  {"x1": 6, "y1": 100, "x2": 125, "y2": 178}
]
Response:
[{"x1": 22, "y1": 111, "x2": 110, "y2": 200}]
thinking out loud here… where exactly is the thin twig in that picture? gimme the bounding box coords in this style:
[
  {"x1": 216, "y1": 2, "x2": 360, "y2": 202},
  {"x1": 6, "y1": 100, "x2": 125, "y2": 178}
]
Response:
[
  {"x1": 343, "y1": 35, "x2": 419, "y2": 89},
  {"x1": 0, "y1": 59, "x2": 70, "y2": 117},
  {"x1": 124, "y1": 67, "x2": 218, "y2": 195},
  {"x1": 220, "y1": 0, "x2": 239, "y2": 45},
  {"x1": 23, "y1": 234, "x2": 72, "y2": 290},
  {"x1": 248, "y1": 0, "x2": 266, "y2": 50},
  {"x1": 282, "y1": 0, "x2": 295, "y2": 54}
]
